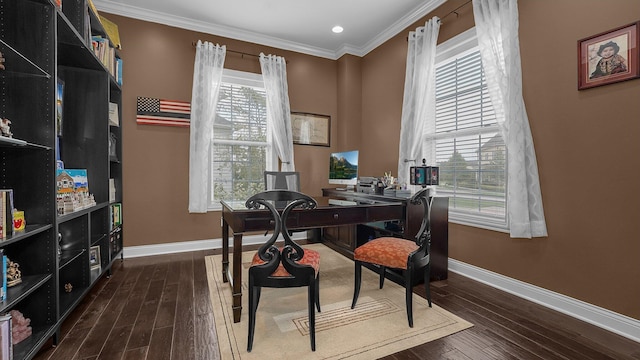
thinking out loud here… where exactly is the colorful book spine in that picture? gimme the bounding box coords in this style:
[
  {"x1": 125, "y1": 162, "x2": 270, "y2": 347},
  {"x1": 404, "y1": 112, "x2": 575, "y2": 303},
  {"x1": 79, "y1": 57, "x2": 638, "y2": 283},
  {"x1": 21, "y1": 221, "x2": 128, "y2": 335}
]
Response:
[
  {"x1": 0, "y1": 252, "x2": 6, "y2": 302},
  {"x1": 0, "y1": 190, "x2": 14, "y2": 239}
]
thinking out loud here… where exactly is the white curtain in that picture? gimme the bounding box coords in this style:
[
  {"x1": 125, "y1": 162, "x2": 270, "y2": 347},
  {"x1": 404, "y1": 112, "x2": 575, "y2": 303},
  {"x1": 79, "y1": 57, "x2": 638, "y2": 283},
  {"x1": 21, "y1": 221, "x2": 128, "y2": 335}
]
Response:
[
  {"x1": 188, "y1": 41, "x2": 226, "y2": 213},
  {"x1": 397, "y1": 17, "x2": 440, "y2": 187},
  {"x1": 472, "y1": 0, "x2": 547, "y2": 238},
  {"x1": 260, "y1": 53, "x2": 295, "y2": 171}
]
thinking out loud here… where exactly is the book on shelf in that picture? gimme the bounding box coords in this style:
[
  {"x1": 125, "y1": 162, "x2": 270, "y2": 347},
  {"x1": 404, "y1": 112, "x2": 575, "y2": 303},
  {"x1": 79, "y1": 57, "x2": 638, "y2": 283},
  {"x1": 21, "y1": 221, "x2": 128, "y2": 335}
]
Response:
[
  {"x1": 87, "y1": 0, "x2": 99, "y2": 17},
  {"x1": 0, "y1": 190, "x2": 14, "y2": 239},
  {"x1": 56, "y1": 77, "x2": 64, "y2": 137},
  {"x1": 0, "y1": 313, "x2": 11, "y2": 360},
  {"x1": 0, "y1": 250, "x2": 6, "y2": 302},
  {"x1": 99, "y1": 15, "x2": 121, "y2": 50},
  {"x1": 108, "y1": 102, "x2": 119, "y2": 126}
]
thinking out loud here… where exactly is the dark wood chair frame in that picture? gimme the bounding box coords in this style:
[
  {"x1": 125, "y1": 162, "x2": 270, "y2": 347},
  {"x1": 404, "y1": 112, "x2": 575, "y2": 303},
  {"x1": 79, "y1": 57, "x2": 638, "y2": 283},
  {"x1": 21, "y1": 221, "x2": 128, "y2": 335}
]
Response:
[
  {"x1": 351, "y1": 187, "x2": 433, "y2": 327},
  {"x1": 246, "y1": 190, "x2": 321, "y2": 352}
]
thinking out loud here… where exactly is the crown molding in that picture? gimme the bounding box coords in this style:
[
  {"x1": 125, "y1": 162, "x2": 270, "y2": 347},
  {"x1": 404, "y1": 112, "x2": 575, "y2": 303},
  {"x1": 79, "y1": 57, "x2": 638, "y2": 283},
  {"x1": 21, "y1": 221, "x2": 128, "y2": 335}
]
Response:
[{"x1": 93, "y1": 0, "x2": 447, "y2": 60}]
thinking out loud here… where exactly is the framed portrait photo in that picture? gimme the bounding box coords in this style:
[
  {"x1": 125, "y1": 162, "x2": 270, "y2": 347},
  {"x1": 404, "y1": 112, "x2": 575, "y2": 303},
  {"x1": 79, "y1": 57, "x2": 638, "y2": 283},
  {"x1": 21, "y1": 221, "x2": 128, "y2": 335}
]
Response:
[
  {"x1": 578, "y1": 21, "x2": 640, "y2": 90},
  {"x1": 291, "y1": 112, "x2": 331, "y2": 147}
]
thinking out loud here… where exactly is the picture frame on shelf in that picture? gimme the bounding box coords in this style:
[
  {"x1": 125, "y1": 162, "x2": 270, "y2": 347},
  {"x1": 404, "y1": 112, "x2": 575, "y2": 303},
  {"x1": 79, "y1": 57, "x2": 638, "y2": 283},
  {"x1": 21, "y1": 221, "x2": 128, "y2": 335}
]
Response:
[
  {"x1": 578, "y1": 21, "x2": 640, "y2": 90},
  {"x1": 89, "y1": 246, "x2": 101, "y2": 270},
  {"x1": 291, "y1": 112, "x2": 330, "y2": 147}
]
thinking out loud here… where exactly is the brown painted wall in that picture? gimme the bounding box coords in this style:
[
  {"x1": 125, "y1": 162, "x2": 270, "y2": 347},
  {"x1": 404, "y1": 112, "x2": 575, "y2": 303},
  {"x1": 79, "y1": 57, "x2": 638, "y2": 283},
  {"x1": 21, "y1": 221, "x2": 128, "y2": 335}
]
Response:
[
  {"x1": 110, "y1": 14, "x2": 339, "y2": 249},
  {"x1": 109, "y1": 0, "x2": 640, "y2": 320},
  {"x1": 361, "y1": 0, "x2": 640, "y2": 320}
]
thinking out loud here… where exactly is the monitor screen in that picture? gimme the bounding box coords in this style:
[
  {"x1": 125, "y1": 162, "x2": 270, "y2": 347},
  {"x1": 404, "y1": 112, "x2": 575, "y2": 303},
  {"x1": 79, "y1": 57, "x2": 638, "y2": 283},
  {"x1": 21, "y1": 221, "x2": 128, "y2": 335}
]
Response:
[{"x1": 329, "y1": 150, "x2": 359, "y2": 186}]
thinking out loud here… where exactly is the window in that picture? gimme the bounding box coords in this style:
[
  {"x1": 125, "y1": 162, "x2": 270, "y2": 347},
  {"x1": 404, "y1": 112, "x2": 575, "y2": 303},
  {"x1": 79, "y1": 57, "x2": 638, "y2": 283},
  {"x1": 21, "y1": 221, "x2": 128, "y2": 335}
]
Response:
[
  {"x1": 209, "y1": 69, "x2": 275, "y2": 209},
  {"x1": 430, "y1": 29, "x2": 508, "y2": 231}
]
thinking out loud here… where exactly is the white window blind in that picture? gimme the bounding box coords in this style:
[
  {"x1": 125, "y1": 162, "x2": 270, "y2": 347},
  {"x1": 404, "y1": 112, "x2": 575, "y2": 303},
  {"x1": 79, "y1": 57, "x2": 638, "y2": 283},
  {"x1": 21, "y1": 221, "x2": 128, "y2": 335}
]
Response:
[
  {"x1": 433, "y1": 43, "x2": 508, "y2": 231},
  {"x1": 209, "y1": 70, "x2": 272, "y2": 208}
]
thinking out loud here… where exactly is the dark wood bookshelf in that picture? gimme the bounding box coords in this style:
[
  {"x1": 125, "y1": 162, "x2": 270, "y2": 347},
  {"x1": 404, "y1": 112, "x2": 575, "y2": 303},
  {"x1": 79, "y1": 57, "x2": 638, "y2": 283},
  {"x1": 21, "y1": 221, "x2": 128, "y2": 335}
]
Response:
[{"x1": 0, "y1": 0, "x2": 124, "y2": 358}]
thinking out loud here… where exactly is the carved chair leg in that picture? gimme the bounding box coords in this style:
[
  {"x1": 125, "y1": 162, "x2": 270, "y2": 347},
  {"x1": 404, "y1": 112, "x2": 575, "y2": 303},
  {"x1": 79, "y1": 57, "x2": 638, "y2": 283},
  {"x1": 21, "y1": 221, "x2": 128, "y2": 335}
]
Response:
[
  {"x1": 351, "y1": 261, "x2": 362, "y2": 309},
  {"x1": 379, "y1": 265, "x2": 386, "y2": 289},
  {"x1": 424, "y1": 264, "x2": 432, "y2": 307},
  {"x1": 405, "y1": 269, "x2": 414, "y2": 328},
  {"x1": 308, "y1": 280, "x2": 317, "y2": 351}
]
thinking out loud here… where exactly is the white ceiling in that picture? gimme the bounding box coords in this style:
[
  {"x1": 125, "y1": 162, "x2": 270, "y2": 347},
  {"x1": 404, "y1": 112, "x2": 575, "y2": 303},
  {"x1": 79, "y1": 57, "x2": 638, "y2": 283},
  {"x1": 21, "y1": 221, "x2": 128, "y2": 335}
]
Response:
[{"x1": 93, "y1": 0, "x2": 446, "y2": 60}]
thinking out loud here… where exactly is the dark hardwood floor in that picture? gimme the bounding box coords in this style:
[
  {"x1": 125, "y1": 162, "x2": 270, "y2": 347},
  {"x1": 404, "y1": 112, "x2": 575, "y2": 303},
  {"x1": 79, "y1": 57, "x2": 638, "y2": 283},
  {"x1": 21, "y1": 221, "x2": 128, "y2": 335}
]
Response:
[{"x1": 33, "y1": 247, "x2": 639, "y2": 360}]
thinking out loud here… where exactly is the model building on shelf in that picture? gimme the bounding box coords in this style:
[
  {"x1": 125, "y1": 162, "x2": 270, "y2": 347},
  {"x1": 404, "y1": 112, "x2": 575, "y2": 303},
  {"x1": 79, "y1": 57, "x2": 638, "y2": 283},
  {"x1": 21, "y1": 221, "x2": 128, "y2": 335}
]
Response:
[{"x1": 56, "y1": 169, "x2": 96, "y2": 215}]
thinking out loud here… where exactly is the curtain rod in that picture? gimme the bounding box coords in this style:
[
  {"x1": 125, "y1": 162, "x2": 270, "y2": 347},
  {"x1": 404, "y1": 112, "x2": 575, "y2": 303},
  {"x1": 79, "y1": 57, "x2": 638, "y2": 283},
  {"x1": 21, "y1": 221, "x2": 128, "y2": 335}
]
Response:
[
  {"x1": 438, "y1": 0, "x2": 472, "y2": 24},
  {"x1": 191, "y1": 41, "x2": 288, "y2": 62},
  {"x1": 191, "y1": 42, "x2": 259, "y2": 58}
]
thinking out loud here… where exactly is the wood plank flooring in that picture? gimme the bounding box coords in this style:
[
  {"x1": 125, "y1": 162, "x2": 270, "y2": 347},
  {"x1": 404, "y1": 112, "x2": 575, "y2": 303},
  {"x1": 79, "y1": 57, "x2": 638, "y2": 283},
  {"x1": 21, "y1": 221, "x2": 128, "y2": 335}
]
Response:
[{"x1": 33, "y1": 248, "x2": 640, "y2": 360}]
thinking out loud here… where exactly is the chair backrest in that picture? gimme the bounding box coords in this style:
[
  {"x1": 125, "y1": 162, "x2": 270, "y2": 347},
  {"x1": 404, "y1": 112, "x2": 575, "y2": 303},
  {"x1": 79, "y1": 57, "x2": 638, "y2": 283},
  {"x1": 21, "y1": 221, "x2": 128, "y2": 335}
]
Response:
[
  {"x1": 264, "y1": 171, "x2": 300, "y2": 191},
  {"x1": 246, "y1": 190, "x2": 317, "y2": 275},
  {"x1": 409, "y1": 187, "x2": 434, "y2": 249}
]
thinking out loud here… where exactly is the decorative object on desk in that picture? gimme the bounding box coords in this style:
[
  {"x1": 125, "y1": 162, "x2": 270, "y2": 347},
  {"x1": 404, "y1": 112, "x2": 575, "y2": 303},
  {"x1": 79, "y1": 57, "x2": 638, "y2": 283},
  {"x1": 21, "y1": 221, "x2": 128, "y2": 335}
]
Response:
[
  {"x1": 291, "y1": 112, "x2": 330, "y2": 146},
  {"x1": 578, "y1": 21, "x2": 639, "y2": 90},
  {"x1": 205, "y1": 243, "x2": 472, "y2": 359},
  {"x1": 136, "y1": 97, "x2": 191, "y2": 127},
  {"x1": 6, "y1": 258, "x2": 21, "y2": 287},
  {"x1": 10, "y1": 309, "x2": 31, "y2": 345},
  {"x1": 12, "y1": 210, "x2": 24, "y2": 231},
  {"x1": 64, "y1": 283, "x2": 73, "y2": 293},
  {"x1": 89, "y1": 245, "x2": 100, "y2": 270},
  {"x1": 0, "y1": 313, "x2": 11, "y2": 360},
  {"x1": 0, "y1": 119, "x2": 12, "y2": 138},
  {"x1": 410, "y1": 158, "x2": 439, "y2": 187}
]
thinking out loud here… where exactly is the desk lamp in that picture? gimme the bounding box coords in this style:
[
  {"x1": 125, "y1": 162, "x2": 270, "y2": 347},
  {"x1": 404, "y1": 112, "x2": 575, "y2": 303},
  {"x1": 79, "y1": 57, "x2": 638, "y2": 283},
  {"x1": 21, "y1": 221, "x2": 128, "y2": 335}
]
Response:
[{"x1": 409, "y1": 159, "x2": 439, "y2": 188}]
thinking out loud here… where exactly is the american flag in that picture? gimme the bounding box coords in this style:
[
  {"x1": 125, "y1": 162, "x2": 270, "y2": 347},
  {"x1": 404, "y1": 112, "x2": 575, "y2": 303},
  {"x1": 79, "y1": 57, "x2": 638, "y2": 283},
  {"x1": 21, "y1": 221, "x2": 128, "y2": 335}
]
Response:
[{"x1": 136, "y1": 97, "x2": 191, "y2": 127}]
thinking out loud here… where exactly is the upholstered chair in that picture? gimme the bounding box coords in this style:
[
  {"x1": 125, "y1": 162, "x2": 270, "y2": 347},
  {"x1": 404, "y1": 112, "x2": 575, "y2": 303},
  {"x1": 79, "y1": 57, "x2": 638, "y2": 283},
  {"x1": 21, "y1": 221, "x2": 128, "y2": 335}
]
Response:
[
  {"x1": 246, "y1": 189, "x2": 321, "y2": 351},
  {"x1": 351, "y1": 187, "x2": 433, "y2": 327}
]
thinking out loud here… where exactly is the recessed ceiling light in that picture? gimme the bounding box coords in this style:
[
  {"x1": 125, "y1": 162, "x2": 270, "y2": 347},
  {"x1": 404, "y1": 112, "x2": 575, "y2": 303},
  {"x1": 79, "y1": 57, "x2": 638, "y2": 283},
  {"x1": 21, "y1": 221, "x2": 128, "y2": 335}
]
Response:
[{"x1": 332, "y1": 25, "x2": 344, "y2": 34}]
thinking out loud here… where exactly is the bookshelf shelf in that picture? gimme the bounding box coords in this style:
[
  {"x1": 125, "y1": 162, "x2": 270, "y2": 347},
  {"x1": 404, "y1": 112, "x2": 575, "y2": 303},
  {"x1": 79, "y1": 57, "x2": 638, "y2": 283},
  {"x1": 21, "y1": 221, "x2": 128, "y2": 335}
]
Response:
[
  {"x1": 2, "y1": 274, "x2": 52, "y2": 313},
  {"x1": 0, "y1": 0, "x2": 124, "y2": 357}
]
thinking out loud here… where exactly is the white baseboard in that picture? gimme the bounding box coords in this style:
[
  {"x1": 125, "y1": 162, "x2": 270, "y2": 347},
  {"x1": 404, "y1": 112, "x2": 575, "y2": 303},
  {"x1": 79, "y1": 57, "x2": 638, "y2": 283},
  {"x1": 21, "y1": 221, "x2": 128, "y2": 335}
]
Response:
[
  {"x1": 122, "y1": 239, "x2": 640, "y2": 343},
  {"x1": 122, "y1": 233, "x2": 307, "y2": 258},
  {"x1": 448, "y1": 258, "x2": 640, "y2": 343}
]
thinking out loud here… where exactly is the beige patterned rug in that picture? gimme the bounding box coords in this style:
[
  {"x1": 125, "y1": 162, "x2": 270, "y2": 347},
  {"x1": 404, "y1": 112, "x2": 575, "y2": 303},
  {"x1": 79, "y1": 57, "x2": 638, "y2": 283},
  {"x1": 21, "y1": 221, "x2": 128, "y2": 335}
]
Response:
[{"x1": 205, "y1": 243, "x2": 473, "y2": 359}]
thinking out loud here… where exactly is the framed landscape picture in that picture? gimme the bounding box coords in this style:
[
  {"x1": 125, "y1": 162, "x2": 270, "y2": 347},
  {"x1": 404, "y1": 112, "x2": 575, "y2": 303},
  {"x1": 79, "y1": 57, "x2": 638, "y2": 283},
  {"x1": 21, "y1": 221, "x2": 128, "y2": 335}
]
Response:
[{"x1": 578, "y1": 21, "x2": 639, "y2": 90}]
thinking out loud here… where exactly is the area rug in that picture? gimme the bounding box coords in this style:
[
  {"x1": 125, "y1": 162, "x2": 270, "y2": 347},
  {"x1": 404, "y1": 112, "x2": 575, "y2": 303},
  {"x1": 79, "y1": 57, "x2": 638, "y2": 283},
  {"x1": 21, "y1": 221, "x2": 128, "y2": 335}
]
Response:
[{"x1": 205, "y1": 243, "x2": 473, "y2": 359}]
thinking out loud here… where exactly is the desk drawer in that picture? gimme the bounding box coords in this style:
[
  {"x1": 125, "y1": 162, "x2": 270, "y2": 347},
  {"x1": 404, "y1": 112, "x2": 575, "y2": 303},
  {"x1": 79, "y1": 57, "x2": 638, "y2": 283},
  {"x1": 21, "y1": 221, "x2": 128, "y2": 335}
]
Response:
[
  {"x1": 297, "y1": 207, "x2": 367, "y2": 227},
  {"x1": 367, "y1": 205, "x2": 404, "y2": 222}
]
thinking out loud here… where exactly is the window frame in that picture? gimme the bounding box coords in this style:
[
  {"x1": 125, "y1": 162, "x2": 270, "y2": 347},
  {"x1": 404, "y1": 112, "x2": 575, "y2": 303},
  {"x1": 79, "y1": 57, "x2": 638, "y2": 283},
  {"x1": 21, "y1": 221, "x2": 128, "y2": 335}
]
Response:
[
  {"x1": 433, "y1": 28, "x2": 509, "y2": 233},
  {"x1": 208, "y1": 69, "x2": 277, "y2": 211}
]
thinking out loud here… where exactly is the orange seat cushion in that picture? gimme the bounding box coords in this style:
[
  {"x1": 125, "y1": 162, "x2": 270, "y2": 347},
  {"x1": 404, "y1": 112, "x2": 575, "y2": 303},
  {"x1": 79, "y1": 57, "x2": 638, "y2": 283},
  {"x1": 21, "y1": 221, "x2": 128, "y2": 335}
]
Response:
[
  {"x1": 251, "y1": 248, "x2": 320, "y2": 277},
  {"x1": 354, "y1": 237, "x2": 418, "y2": 270}
]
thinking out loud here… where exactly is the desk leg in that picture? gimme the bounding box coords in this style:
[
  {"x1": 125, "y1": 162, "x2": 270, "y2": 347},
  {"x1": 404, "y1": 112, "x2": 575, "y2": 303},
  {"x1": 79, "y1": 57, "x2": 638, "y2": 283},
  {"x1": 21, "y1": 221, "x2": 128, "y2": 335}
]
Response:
[
  {"x1": 222, "y1": 219, "x2": 229, "y2": 283},
  {"x1": 232, "y1": 233, "x2": 243, "y2": 323}
]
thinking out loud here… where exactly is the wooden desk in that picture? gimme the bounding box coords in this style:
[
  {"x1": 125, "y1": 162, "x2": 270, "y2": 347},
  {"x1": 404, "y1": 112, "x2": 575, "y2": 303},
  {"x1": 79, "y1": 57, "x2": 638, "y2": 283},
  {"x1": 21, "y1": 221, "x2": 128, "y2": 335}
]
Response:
[
  {"x1": 321, "y1": 189, "x2": 449, "y2": 283},
  {"x1": 220, "y1": 196, "x2": 404, "y2": 323}
]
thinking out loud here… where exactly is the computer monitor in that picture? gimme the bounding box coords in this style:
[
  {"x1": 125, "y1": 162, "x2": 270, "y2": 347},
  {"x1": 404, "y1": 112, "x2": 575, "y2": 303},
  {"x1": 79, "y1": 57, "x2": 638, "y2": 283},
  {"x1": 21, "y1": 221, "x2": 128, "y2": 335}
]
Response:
[{"x1": 329, "y1": 150, "x2": 359, "y2": 187}]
